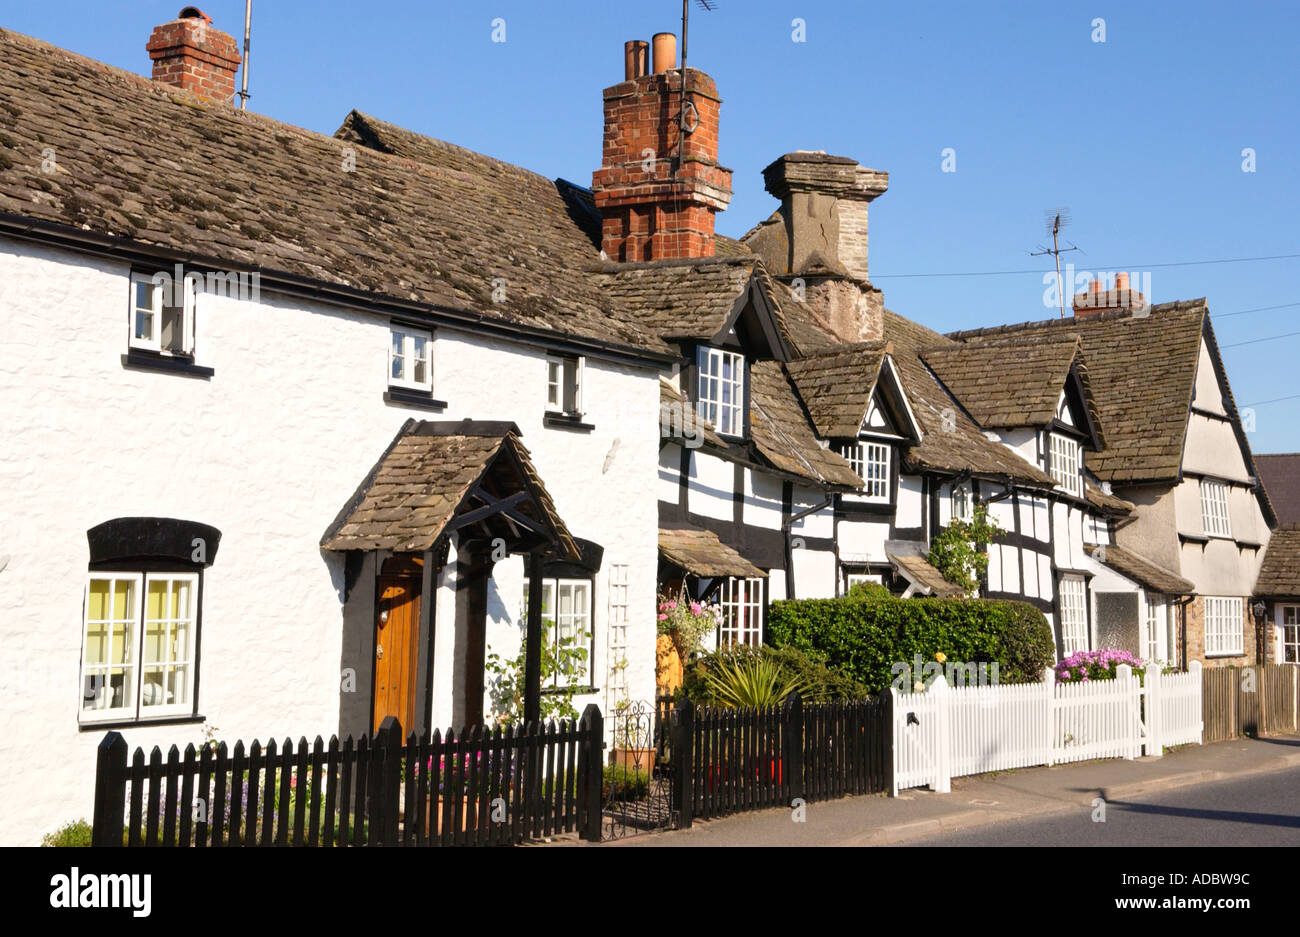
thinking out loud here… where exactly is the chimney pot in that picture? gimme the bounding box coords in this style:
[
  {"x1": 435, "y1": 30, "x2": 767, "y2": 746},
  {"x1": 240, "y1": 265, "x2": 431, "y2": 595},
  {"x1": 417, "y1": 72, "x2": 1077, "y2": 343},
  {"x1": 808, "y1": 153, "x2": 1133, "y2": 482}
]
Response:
[
  {"x1": 1116, "y1": 271, "x2": 1130, "y2": 290},
  {"x1": 652, "y1": 33, "x2": 677, "y2": 74},
  {"x1": 147, "y1": 8, "x2": 241, "y2": 105},
  {"x1": 623, "y1": 40, "x2": 649, "y2": 80}
]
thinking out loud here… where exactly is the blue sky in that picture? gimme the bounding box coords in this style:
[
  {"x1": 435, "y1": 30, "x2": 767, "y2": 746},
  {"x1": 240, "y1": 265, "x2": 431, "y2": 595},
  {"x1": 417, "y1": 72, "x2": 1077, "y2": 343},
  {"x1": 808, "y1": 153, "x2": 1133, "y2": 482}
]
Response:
[{"x1": 9, "y1": 1, "x2": 1300, "y2": 451}]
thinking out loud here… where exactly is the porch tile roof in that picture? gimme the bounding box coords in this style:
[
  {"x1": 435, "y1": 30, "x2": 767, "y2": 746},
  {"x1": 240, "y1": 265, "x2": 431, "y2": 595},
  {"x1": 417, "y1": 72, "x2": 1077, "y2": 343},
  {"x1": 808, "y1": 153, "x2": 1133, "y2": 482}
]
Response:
[
  {"x1": 322, "y1": 420, "x2": 576, "y2": 557},
  {"x1": 659, "y1": 526, "x2": 765, "y2": 579},
  {"x1": 1085, "y1": 544, "x2": 1194, "y2": 596},
  {"x1": 886, "y1": 550, "x2": 966, "y2": 598},
  {"x1": 1256, "y1": 524, "x2": 1300, "y2": 597}
]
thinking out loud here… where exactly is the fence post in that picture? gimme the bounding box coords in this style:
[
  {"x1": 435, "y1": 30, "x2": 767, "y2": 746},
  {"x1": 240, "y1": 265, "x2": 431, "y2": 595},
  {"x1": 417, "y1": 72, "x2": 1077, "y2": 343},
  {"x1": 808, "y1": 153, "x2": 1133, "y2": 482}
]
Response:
[
  {"x1": 785, "y1": 691, "x2": 804, "y2": 807},
  {"x1": 888, "y1": 687, "x2": 900, "y2": 797},
  {"x1": 370, "y1": 717, "x2": 402, "y2": 846},
  {"x1": 578, "y1": 703, "x2": 604, "y2": 842},
  {"x1": 672, "y1": 699, "x2": 694, "y2": 830},
  {"x1": 932, "y1": 675, "x2": 951, "y2": 794},
  {"x1": 1041, "y1": 667, "x2": 1055, "y2": 767},
  {"x1": 878, "y1": 687, "x2": 894, "y2": 797},
  {"x1": 1189, "y1": 660, "x2": 1204, "y2": 742},
  {"x1": 1116, "y1": 664, "x2": 1136, "y2": 759},
  {"x1": 92, "y1": 732, "x2": 129, "y2": 847},
  {"x1": 1145, "y1": 662, "x2": 1163, "y2": 758}
]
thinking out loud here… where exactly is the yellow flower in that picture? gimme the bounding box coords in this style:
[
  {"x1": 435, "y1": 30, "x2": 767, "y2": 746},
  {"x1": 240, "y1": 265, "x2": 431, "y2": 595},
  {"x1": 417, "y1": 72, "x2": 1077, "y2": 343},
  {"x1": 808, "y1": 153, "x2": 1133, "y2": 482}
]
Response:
[{"x1": 935, "y1": 652, "x2": 947, "y2": 664}]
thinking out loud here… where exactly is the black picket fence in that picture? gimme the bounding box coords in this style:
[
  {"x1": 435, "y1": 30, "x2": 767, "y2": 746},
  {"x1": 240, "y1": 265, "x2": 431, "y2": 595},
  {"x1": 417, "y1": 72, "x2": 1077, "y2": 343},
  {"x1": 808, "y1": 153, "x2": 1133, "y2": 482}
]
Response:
[
  {"x1": 92, "y1": 706, "x2": 604, "y2": 847},
  {"x1": 671, "y1": 691, "x2": 892, "y2": 825}
]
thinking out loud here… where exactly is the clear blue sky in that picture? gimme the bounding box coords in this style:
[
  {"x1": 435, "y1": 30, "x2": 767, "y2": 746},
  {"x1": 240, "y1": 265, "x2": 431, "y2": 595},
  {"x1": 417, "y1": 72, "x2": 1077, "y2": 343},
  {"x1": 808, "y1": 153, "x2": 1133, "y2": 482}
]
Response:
[{"x1": 9, "y1": 1, "x2": 1299, "y2": 451}]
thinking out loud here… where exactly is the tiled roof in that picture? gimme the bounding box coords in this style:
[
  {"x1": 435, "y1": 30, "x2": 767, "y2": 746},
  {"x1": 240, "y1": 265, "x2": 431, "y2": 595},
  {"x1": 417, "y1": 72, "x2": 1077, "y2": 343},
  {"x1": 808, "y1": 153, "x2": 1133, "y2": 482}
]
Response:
[
  {"x1": 948, "y1": 303, "x2": 1205, "y2": 483},
  {"x1": 920, "y1": 336, "x2": 1088, "y2": 432},
  {"x1": 659, "y1": 380, "x2": 725, "y2": 450},
  {"x1": 592, "y1": 258, "x2": 756, "y2": 341},
  {"x1": 879, "y1": 311, "x2": 1055, "y2": 485},
  {"x1": 1085, "y1": 482, "x2": 1134, "y2": 516},
  {"x1": 749, "y1": 361, "x2": 864, "y2": 489},
  {"x1": 322, "y1": 420, "x2": 576, "y2": 557},
  {"x1": 1256, "y1": 454, "x2": 1300, "y2": 524},
  {"x1": 0, "y1": 29, "x2": 666, "y2": 355},
  {"x1": 659, "y1": 527, "x2": 765, "y2": 578},
  {"x1": 785, "y1": 343, "x2": 890, "y2": 437},
  {"x1": 1256, "y1": 524, "x2": 1300, "y2": 597},
  {"x1": 887, "y1": 551, "x2": 966, "y2": 597},
  {"x1": 1085, "y1": 544, "x2": 1194, "y2": 595},
  {"x1": 756, "y1": 268, "x2": 845, "y2": 356}
]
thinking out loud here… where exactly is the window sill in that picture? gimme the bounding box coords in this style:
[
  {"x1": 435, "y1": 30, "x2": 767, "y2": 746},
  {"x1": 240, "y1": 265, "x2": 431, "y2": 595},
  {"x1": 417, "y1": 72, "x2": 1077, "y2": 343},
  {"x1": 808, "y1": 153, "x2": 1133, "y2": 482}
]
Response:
[
  {"x1": 78, "y1": 713, "x2": 206, "y2": 732},
  {"x1": 1204, "y1": 651, "x2": 1245, "y2": 660},
  {"x1": 384, "y1": 387, "x2": 447, "y2": 411},
  {"x1": 121, "y1": 350, "x2": 214, "y2": 379},
  {"x1": 543, "y1": 411, "x2": 595, "y2": 432}
]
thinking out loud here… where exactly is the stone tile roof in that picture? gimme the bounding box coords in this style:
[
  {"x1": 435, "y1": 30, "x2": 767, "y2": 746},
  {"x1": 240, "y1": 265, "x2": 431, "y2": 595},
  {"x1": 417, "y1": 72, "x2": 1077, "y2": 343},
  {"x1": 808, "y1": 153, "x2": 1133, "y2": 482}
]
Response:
[
  {"x1": 659, "y1": 526, "x2": 765, "y2": 578},
  {"x1": 948, "y1": 303, "x2": 1207, "y2": 483},
  {"x1": 784, "y1": 343, "x2": 890, "y2": 437},
  {"x1": 886, "y1": 551, "x2": 966, "y2": 597},
  {"x1": 878, "y1": 311, "x2": 1055, "y2": 486},
  {"x1": 592, "y1": 258, "x2": 756, "y2": 341},
  {"x1": 0, "y1": 29, "x2": 666, "y2": 355},
  {"x1": 1085, "y1": 544, "x2": 1194, "y2": 595},
  {"x1": 659, "y1": 380, "x2": 725, "y2": 450},
  {"x1": 1085, "y1": 482, "x2": 1135, "y2": 516},
  {"x1": 1256, "y1": 454, "x2": 1300, "y2": 524},
  {"x1": 920, "y1": 336, "x2": 1096, "y2": 435},
  {"x1": 322, "y1": 420, "x2": 576, "y2": 556},
  {"x1": 1256, "y1": 524, "x2": 1300, "y2": 597},
  {"x1": 749, "y1": 361, "x2": 864, "y2": 489}
]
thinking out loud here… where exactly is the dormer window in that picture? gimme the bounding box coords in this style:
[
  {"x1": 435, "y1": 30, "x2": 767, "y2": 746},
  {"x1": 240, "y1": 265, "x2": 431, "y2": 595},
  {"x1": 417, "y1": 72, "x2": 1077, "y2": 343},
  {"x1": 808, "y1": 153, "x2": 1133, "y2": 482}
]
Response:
[
  {"x1": 1048, "y1": 432, "x2": 1082, "y2": 497},
  {"x1": 696, "y1": 346, "x2": 745, "y2": 437},
  {"x1": 1200, "y1": 478, "x2": 1232, "y2": 538},
  {"x1": 839, "y1": 441, "x2": 890, "y2": 501},
  {"x1": 547, "y1": 355, "x2": 584, "y2": 417},
  {"x1": 130, "y1": 271, "x2": 194, "y2": 357},
  {"x1": 390, "y1": 326, "x2": 433, "y2": 392}
]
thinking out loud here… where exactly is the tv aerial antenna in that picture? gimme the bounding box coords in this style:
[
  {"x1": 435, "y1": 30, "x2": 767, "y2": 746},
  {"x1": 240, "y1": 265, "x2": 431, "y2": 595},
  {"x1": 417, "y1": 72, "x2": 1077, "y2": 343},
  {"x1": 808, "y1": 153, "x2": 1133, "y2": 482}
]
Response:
[{"x1": 1030, "y1": 208, "x2": 1081, "y2": 318}]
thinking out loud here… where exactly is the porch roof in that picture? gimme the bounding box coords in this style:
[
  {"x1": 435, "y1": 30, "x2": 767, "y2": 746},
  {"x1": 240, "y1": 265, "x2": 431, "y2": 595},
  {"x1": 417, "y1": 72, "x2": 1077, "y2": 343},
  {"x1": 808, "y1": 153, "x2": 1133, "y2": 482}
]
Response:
[
  {"x1": 322, "y1": 419, "x2": 577, "y2": 558},
  {"x1": 1256, "y1": 524, "x2": 1300, "y2": 597},
  {"x1": 1084, "y1": 544, "x2": 1194, "y2": 596},
  {"x1": 659, "y1": 527, "x2": 765, "y2": 579},
  {"x1": 886, "y1": 550, "x2": 966, "y2": 598}
]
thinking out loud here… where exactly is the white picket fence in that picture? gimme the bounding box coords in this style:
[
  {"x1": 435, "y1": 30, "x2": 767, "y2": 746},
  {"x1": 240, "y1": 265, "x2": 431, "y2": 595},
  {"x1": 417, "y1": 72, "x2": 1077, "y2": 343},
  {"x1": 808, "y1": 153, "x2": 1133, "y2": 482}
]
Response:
[{"x1": 891, "y1": 661, "x2": 1203, "y2": 794}]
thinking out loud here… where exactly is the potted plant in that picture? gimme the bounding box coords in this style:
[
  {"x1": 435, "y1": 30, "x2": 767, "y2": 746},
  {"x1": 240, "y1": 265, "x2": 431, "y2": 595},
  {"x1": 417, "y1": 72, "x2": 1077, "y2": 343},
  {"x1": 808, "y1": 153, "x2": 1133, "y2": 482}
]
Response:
[{"x1": 655, "y1": 590, "x2": 719, "y2": 695}]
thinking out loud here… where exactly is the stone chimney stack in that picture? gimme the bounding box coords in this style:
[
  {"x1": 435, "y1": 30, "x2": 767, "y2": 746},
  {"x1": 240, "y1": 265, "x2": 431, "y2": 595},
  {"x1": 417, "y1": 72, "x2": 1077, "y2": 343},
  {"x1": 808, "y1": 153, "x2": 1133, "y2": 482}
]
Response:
[
  {"x1": 743, "y1": 152, "x2": 890, "y2": 343},
  {"x1": 591, "y1": 35, "x2": 733, "y2": 262},
  {"x1": 147, "y1": 7, "x2": 242, "y2": 105},
  {"x1": 1072, "y1": 272, "x2": 1148, "y2": 318}
]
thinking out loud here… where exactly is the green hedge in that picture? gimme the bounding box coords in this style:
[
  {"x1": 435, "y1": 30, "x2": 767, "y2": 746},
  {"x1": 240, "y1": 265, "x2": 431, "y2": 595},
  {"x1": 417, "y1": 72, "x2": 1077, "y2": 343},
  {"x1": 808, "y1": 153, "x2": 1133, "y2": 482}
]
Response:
[{"x1": 766, "y1": 593, "x2": 1055, "y2": 693}]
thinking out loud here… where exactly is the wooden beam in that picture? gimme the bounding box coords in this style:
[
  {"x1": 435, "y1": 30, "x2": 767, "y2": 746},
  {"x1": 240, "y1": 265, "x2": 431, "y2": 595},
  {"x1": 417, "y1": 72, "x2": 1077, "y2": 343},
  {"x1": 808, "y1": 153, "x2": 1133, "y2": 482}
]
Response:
[
  {"x1": 447, "y1": 491, "x2": 531, "y2": 532},
  {"x1": 524, "y1": 549, "x2": 545, "y2": 725}
]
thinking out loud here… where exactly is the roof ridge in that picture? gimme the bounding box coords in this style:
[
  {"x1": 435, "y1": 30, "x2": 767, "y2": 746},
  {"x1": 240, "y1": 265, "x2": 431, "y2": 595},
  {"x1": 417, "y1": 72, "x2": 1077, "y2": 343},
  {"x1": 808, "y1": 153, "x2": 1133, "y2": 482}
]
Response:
[{"x1": 947, "y1": 298, "x2": 1208, "y2": 340}]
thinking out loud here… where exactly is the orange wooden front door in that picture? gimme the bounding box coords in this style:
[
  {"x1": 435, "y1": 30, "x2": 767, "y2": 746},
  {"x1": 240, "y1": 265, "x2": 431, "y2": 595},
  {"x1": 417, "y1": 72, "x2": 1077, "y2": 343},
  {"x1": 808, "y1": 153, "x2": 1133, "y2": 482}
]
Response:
[{"x1": 373, "y1": 574, "x2": 421, "y2": 734}]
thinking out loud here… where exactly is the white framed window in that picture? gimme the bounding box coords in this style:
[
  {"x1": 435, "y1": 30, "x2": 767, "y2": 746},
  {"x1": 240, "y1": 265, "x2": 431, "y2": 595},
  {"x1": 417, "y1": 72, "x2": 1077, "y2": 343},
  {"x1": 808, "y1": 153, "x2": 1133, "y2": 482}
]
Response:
[
  {"x1": 1204, "y1": 596, "x2": 1244, "y2": 657},
  {"x1": 719, "y1": 576, "x2": 764, "y2": 648},
  {"x1": 1143, "y1": 592, "x2": 1169, "y2": 663},
  {"x1": 951, "y1": 484, "x2": 972, "y2": 521},
  {"x1": 129, "y1": 271, "x2": 195, "y2": 356},
  {"x1": 1282, "y1": 606, "x2": 1299, "y2": 665},
  {"x1": 80, "y1": 572, "x2": 198, "y2": 723},
  {"x1": 840, "y1": 441, "x2": 891, "y2": 500},
  {"x1": 1048, "y1": 433, "x2": 1082, "y2": 497},
  {"x1": 1058, "y1": 575, "x2": 1088, "y2": 656},
  {"x1": 389, "y1": 326, "x2": 433, "y2": 392},
  {"x1": 1200, "y1": 479, "x2": 1232, "y2": 538},
  {"x1": 845, "y1": 572, "x2": 883, "y2": 595},
  {"x1": 546, "y1": 355, "x2": 584, "y2": 417},
  {"x1": 696, "y1": 346, "x2": 745, "y2": 437},
  {"x1": 605, "y1": 564, "x2": 630, "y2": 712},
  {"x1": 522, "y1": 576, "x2": 592, "y2": 686}
]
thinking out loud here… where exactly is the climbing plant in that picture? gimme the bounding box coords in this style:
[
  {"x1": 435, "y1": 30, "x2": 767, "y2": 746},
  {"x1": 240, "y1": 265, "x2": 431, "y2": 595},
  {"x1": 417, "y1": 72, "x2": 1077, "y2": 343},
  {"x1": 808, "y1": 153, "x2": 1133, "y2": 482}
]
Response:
[{"x1": 927, "y1": 504, "x2": 1003, "y2": 595}]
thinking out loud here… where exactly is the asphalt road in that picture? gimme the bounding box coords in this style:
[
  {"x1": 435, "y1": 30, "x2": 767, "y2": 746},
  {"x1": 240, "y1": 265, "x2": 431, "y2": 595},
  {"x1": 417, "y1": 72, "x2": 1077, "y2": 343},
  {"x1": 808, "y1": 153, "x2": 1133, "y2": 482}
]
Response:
[{"x1": 900, "y1": 765, "x2": 1300, "y2": 846}]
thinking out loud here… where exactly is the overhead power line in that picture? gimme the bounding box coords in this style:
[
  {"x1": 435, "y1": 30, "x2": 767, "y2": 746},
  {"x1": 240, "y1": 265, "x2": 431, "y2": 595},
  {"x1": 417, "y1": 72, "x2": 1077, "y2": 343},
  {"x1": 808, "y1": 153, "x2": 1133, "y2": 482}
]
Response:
[
  {"x1": 1221, "y1": 330, "x2": 1300, "y2": 349},
  {"x1": 872, "y1": 251, "x2": 1300, "y2": 280},
  {"x1": 1239, "y1": 393, "x2": 1300, "y2": 408}
]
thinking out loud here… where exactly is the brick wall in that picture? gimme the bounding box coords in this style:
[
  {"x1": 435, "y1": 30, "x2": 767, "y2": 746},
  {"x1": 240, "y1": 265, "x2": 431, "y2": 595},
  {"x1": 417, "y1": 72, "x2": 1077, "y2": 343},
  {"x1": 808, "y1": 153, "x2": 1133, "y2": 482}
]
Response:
[
  {"x1": 1185, "y1": 594, "x2": 1260, "y2": 667},
  {"x1": 147, "y1": 15, "x2": 241, "y2": 105}
]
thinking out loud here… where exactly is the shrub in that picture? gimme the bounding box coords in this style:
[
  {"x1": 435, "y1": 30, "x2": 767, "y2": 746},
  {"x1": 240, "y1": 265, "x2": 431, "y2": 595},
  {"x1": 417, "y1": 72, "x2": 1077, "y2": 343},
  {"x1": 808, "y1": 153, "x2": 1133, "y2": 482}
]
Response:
[
  {"x1": 766, "y1": 593, "x2": 1055, "y2": 693},
  {"x1": 1055, "y1": 649, "x2": 1145, "y2": 684},
  {"x1": 678, "y1": 644, "x2": 870, "y2": 706},
  {"x1": 42, "y1": 819, "x2": 92, "y2": 847},
  {"x1": 602, "y1": 764, "x2": 649, "y2": 800}
]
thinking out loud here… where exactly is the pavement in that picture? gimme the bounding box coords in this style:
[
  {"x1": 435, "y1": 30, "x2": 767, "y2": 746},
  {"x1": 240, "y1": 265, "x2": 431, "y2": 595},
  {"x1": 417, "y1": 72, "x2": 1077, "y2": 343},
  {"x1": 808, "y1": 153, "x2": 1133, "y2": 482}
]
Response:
[{"x1": 603, "y1": 733, "x2": 1300, "y2": 847}]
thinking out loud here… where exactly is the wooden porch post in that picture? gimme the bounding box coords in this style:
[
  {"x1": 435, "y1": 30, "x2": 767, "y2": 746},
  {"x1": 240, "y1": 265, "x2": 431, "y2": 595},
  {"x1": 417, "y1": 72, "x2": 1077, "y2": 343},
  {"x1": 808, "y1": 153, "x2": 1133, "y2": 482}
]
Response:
[{"x1": 525, "y1": 549, "x2": 545, "y2": 725}]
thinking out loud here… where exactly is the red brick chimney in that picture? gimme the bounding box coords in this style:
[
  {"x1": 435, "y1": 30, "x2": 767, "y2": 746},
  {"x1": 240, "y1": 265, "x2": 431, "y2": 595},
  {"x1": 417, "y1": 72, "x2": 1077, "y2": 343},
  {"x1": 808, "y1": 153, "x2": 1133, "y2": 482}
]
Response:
[
  {"x1": 591, "y1": 35, "x2": 733, "y2": 262},
  {"x1": 147, "y1": 7, "x2": 242, "y2": 105},
  {"x1": 1072, "y1": 272, "x2": 1147, "y2": 318}
]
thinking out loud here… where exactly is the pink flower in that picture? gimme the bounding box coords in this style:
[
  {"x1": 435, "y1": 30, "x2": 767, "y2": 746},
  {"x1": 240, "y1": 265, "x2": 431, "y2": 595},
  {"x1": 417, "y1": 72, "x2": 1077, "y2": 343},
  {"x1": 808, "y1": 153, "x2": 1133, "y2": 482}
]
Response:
[
  {"x1": 667, "y1": 601, "x2": 677, "y2": 610},
  {"x1": 690, "y1": 602, "x2": 702, "y2": 614},
  {"x1": 657, "y1": 613, "x2": 668, "y2": 621}
]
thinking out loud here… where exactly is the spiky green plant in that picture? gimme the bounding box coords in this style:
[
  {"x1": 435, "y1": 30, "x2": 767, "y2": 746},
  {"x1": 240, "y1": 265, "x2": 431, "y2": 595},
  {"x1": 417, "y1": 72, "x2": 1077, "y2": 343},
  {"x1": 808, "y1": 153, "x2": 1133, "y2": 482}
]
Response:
[{"x1": 703, "y1": 653, "x2": 812, "y2": 708}]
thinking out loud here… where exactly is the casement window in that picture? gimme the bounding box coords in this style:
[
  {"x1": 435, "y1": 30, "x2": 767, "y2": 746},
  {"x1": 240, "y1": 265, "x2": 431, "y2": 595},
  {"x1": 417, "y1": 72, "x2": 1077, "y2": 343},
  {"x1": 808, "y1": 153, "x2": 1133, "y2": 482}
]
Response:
[
  {"x1": 1143, "y1": 593, "x2": 1170, "y2": 663},
  {"x1": 1200, "y1": 479, "x2": 1232, "y2": 538},
  {"x1": 1058, "y1": 575, "x2": 1088, "y2": 656},
  {"x1": 80, "y1": 572, "x2": 199, "y2": 724},
  {"x1": 718, "y1": 576, "x2": 765, "y2": 648},
  {"x1": 695, "y1": 346, "x2": 745, "y2": 437},
  {"x1": 951, "y1": 484, "x2": 972, "y2": 522},
  {"x1": 845, "y1": 572, "x2": 883, "y2": 592},
  {"x1": 389, "y1": 326, "x2": 433, "y2": 392},
  {"x1": 522, "y1": 576, "x2": 592, "y2": 687},
  {"x1": 840, "y1": 441, "x2": 891, "y2": 500},
  {"x1": 605, "y1": 564, "x2": 630, "y2": 710},
  {"x1": 546, "y1": 355, "x2": 584, "y2": 418},
  {"x1": 1048, "y1": 433, "x2": 1082, "y2": 497},
  {"x1": 130, "y1": 271, "x2": 195, "y2": 357},
  {"x1": 1282, "y1": 606, "x2": 1299, "y2": 664},
  {"x1": 1204, "y1": 596, "x2": 1244, "y2": 657}
]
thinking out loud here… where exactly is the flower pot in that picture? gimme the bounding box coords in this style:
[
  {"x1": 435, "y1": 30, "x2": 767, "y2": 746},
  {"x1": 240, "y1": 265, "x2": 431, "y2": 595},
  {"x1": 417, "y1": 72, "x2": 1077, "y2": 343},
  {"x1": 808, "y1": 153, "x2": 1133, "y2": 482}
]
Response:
[
  {"x1": 423, "y1": 793, "x2": 476, "y2": 837},
  {"x1": 610, "y1": 747, "x2": 655, "y2": 775}
]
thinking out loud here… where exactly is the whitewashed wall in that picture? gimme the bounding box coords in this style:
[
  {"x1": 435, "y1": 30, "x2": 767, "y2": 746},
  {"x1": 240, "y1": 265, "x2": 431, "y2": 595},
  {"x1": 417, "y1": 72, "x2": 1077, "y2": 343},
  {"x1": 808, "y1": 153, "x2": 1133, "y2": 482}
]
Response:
[{"x1": 0, "y1": 240, "x2": 660, "y2": 844}]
